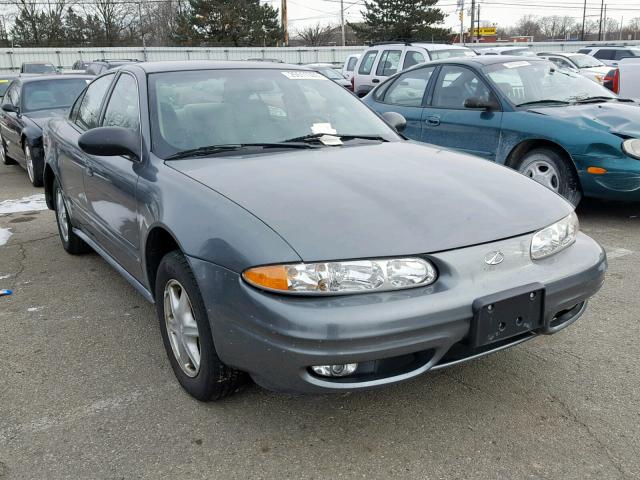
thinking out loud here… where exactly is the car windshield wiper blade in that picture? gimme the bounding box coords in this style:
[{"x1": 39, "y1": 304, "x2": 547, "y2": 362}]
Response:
[
  {"x1": 516, "y1": 99, "x2": 572, "y2": 107},
  {"x1": 165, "y1": 142, "x2": 315, "y2": 160},
  {"x1": 282, "y1": 133, "x2": 389, "y2": 143},
  {"x1": 572, "y1": 96, "x2": 618, "y2": 103}
]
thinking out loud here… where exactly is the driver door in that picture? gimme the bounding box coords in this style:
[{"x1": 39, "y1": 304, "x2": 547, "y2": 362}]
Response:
[{"x1": 421, "y1": 65, "x2": 502, "y2": 160}]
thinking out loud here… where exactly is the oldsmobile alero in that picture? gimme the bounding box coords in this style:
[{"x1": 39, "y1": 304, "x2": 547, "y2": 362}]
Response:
[{"x1": 42, "y1": 61, "x2": 607, "y2": 400}]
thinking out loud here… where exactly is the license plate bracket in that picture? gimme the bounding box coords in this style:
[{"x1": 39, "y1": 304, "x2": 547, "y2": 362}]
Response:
[{"x1": 470, "y1": 283, "x2": 544, "y2": 348}]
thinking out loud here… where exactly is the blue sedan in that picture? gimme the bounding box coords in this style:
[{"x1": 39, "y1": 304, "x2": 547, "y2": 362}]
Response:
[{"x1": 364, "y1": 55, "x2": 640, "y2": 203}]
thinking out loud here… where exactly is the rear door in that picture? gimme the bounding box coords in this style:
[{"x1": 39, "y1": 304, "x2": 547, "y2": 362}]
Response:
[
  {"x1": 421, "y1": 64, "x2": 502, "y2": 160},
  {"x1": 373, "y1": 49, "x2": 402, "y2": 86},
  {"x1": 354, "y1": 49, "x2": 380, "y2": 96},
  {"x1": 83, "y1": 72, "x2": 142, "y2": 277}
]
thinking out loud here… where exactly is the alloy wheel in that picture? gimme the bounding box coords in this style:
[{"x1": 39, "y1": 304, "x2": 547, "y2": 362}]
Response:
[
  {"x1": 163, "y1": 279, "x2": 201, "y2": 377},
  {"x1": 521, "y1": 160, "x2": 560, "y2": 192},
  {"x1": 55, "y1": 188, "x2": 69, "y2": 243},
  {"x1": 25, "y1": 146, "x2": 34, "y2": 183}
]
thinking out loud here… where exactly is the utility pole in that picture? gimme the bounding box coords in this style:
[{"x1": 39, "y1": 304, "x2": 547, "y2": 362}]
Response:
[
  {"x1": 470, "y1": 0, "x2": 475, "y2": 43},
  {"x1": 581, "y1": 0, "x2": 587, "y2": 41},
  {"x1": 477, "y1": 4, "x2": 481, "y2": 41},
  {"x1": 603, "y1": 4, "x2": 607, "y2": 40},
  {"x1": 281, "y1": 0, "x2": 288, "y2": 46},
  {"x1": 598, "y1": 0, "x2": 604, "y2": 41},
  {"x1": 340, "y1": 0, "x2": 345, "y2": 46},
  {"x1": 459, "y1": 0, "x2": 465, "y2": 44}
]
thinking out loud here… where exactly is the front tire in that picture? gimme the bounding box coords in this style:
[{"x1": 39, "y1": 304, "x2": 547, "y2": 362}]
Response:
[
  {"x1": 53, "y1": 179, "x2": 91, "y2": 254},
  {"x1": 0, "y1": 132, "x2": 16, "y2": 165},
  {"x1": 516, "y1": 148, "x2": 582, "y2": 206},
  {"x1": 155, "y1": 251, "x2": 244, "y2": 401},
  {"x1": 25, "y1": 145, "x2": 43, "y2": 187}
]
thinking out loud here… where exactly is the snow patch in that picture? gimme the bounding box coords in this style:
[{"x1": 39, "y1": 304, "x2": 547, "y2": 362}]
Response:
[
  {"x1": 27, "y1": 307, "x2": 43, "y2": 313},
  {"x1": 0, "y1": 274, "x2": 10, "y2": 280},
  {"x1": 0, "y1": 194, "x2": 47, "y2": 214},
  {"x1": 0, "y1": 228, "x2": 12, "y2": 246}
]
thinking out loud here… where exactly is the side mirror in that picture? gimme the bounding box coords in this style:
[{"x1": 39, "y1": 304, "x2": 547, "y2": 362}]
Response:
[
  {"x1": 382, "y1": 111, "x2": 407, "y2": 133},
  {"x1": 464, "y1": 96, "x2": 500, "y2": 110},
  {"x1": 2, "y1": 103, "x2": 18, "y2": 113},
  {"x1": 78, "y1": 126, "x2": 140, "y2": 158}
]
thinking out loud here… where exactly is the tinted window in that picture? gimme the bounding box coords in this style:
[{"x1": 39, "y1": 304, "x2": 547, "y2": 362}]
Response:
[
  {"x1": 577, "y1": 49, "x2": 591, "y2": 54},
  {"x1": 22, "y1": 63, "x2": 56, "y2": 74},
  {"x1": 376, "y1": 50, "x2": 402, "y2": 76},
  {"x1": 383, "y1": 67, "x2": 435, "y2": 107},
  {"x1": 403, "y1": 51, "x2": 425, "y2": 70},
  {"x1": 102, "y1": 74, "x2": 140, "y2": 130},
  {"x1": 148, "y1": 69, "x2": 399, "y2": 158},
  {"x1": 432, "y1": 65, "x2": 491, "y2": 109},
  {"x1": 358, "y1": 51, "x2": 378, "y2": 75},
  {"x1": 614, "y1": 49, "x2": 639, "y2": 60},
  {"x1": 21, "y1": 79, "x2": 89, "y2": 112},
  {"x1": 76, "y1": 74, "x2": 114, "y2": 130},
  {"x1": 594, "y1": 49, "x2": 615, "y2": 60},
  {"x1": 346, "y1": 57, "x2": 358, "y2": 71}
]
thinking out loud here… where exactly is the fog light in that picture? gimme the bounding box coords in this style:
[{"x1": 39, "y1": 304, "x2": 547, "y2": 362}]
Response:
[{"x1": 311, "y1": 363, "x2": 358, "y2": 377}]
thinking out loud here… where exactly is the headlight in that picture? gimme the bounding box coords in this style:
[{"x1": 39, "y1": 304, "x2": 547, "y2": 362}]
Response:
[
  {"x1": 243, "y1": 257, "x2": 437, "y2": 295},
  {"x1": 530, "y1": 212, "x2": 579, "y2": 260},
  {"x1": 622, "y1": 139, "x2": 640, "y2": 160}
]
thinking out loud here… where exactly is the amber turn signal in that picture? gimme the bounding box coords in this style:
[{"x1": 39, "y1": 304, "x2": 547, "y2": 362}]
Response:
[
  {"x1": 587, "y1": 167, "x2": 607, "y2": 175},
  {"x1": 243, "y1": 265, "x2": 289, "y2": 291}
]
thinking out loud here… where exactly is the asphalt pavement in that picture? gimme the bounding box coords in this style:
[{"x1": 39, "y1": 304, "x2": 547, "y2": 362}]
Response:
[{"x1": 0, "y1": 161, "x2": 639, "y2": 480}]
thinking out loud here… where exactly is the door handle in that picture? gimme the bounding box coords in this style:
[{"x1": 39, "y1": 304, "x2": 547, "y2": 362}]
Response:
[
  {"x1": 426, "y1": 115, "x2": 441, "y2": 126},
  {"x1": 85, "y1": 166, "x2": 94, "y2": 177},
  {"x1": 372, "y1": 78, "x2": 380, "y2": 84}
]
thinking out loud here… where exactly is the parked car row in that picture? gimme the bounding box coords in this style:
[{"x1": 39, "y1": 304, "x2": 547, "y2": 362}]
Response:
[{"x1": 1, "y1": 54, "x2": 631, "y2": 402}]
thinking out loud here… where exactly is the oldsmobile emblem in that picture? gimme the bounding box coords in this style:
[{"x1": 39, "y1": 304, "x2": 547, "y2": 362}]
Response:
[{"x1": 484, "y1": 251, "x2": 504, "y2": 265}]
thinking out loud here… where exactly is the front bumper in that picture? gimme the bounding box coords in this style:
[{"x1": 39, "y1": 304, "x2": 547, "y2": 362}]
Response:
[
  {"x1": 189, "y1": 232, "x2": 606, "y2": 394},
  {"x1": 576, "y1": 153, "x2": 640, "y2": 201}
]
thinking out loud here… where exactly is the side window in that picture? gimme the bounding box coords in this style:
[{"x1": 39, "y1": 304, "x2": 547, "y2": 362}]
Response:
[
  {"x1": 549, "y1": 57, "x2": 573, "y2": 69},
  {"x1": 75, "y1": 74, "x2": 114, "y2": 130},
  {"x1": 347, "y1": 57, "x2": 358, "y2": 71},
  {"x1": 615, "y1": 50, "x2": 631, "y2": 61},
  {"x1": 577, "y1": 49, "x2": 591, "y2": 54},
  {"x1": 594, "y1": 49, "x2": 614, "y2": 60},
  {"x1": 403, "y1": 51, "x2": 425, "y2": 70},
  {"x1": 383, "y1": 67, "x2": 435, "y2": 107},
  {"x1": 69, "y1": 91, "x2": 85, "y2": 121},
  {"x1": 102, "y1": 74, "x2": 140, "y2": 130},
  {"x1": 432, "y1": 65, "x2": 491, "y2": 109},
  {"x1": 376, "y1": 50, "x2": 402, "y2": 76},
  {"x1": 358, "y1": 50, "x2": 378, "y2": 75},
  {"x1": 2, "y1": 84, "x2": 16, "y2": 106}
]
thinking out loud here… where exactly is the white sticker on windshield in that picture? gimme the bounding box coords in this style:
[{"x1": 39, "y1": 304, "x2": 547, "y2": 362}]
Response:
[
  {"x1": 311, "y1": 123, "x2": 337, "y2": 135},
  {"x1": 281, "y1": 71, "x2": 327, "y2": 80},
  {"x1": 503, "y1": 61, "x2": 531, "y2": 69}
]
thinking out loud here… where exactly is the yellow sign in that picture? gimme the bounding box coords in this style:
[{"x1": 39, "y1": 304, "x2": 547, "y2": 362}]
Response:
[{"x1": 471, "y1": 27, "x2": 497, "y2": 36}]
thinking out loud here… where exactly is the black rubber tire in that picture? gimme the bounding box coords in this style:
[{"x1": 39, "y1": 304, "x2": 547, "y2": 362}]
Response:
[
  {"x1": 516, "y1": 148, "x2": 582, "y2": 206},
  {"x1": 0, "y1": 133, "x2": 16, "y2": 165},
  {"x1": 53, "y1": 179, "x2": 91, "y2": 254},
  {"x1": 155, "y1": 251, "x2": 245, "y2": 401},
  {"x1": 25, "y1": 144, "x2": 43, "y2": 187}
]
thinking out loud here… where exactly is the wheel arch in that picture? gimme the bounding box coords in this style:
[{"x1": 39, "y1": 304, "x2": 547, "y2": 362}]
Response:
[
  {"x1": 144, "y1": 224, "x2": 184, "y2": 296},
  {"x1": 505, "y1": 139, "x2": 581, "y2": 183}
]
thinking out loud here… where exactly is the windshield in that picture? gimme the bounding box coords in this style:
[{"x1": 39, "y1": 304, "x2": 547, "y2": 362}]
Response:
[
  {"x1": 317, "y1": 68, "x2": 344, "y2": 80},
  {"x1": 570, "y1": 54, "x2": 605, "y2": 68},
  {"x1": 485, "y1": 60, "x2": 616, "y2": 105},
  {"x1": 430, "y1": 49, "x2": 476, "y2": 60},
  {"x1": 23, "y1": 63, "x2": 56, "y2": 74},
  {"x1": 506, "y1": 49, "x2": 537, "y2": 57},
  {"x1": 149, "y1": 69, "x2": 398, "y2": 158},
  {"x1": 22, "y1": 78, "x2": 90, "y2": 112}
]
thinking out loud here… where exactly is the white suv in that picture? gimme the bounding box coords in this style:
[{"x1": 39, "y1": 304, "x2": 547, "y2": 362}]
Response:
[
  {"x1": 352, "y1": 42, "x2": 476, "y2": 97},
  {"x1": 577, "y1": 46, "x2": 640, "y2": 67}
]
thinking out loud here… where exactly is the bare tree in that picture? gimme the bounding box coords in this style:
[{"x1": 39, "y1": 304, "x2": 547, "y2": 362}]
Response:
[
  {"x1": 11, "y1": 0, "x2": 70, "y2": 46},
  {"x1": 296, "y1": 23, "x2": 336, "y2": 46},
  {"x1": 513, "y1": 14, "x2": 542, "y2": 38},
  {"x1": 85, "y1": 0, "x2": 136, "y2": 46}
]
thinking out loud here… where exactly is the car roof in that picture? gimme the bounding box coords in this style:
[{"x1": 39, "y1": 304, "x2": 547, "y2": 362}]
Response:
[
  {"x1": 306, "y1": 63, "x2": 335, "y2": 68},
  {"x1": 588, "y1": 45, "x2": 640, "y2": 50},
  {"x1": 481, "y1": 46, "x2": 530, "y2": 52},
  {"x1": 18, "y1": 74, "x2": 93, "y2": 84},
  {"x1": 124, "y1": 60, "x2": 311, "y2": 74},
  {"x1": 419, "y1": 55, "x2": 547, "y2": 67},
  {"x1": 21, "y1": 61, "x2": 55, "y2": 65},
  {"x1": 366, "y1": 43, "x2": 469, "y2": 52}
]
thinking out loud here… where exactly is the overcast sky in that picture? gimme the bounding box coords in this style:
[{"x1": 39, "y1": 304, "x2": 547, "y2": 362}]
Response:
[{"x1": 264, "y1": 0, "x2": 640, "y2": 34}]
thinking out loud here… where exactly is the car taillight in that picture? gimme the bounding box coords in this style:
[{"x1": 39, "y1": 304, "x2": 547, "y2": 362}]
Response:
[
  {"x1": 603, "y1": 68, "x2": 619, "y2": 93},
  {"x1": 612, "y1": 68, "x2": 620, "y2": 94}
]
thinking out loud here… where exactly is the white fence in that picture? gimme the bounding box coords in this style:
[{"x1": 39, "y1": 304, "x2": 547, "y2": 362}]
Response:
[{"x1": 2, "y1": 41, "x2": 640, "y2": 72}]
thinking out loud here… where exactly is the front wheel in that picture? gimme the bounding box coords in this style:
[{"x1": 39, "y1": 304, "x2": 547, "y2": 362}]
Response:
[
  {"x1": 25, "y1": 145, "x2": 43, "y2": 187},
  {"x1": 516, "y1": 148, "x2": 582, "y2": 206},
  {"x1": 155, "y1": 251, "x2": 244, "y2": 401}
]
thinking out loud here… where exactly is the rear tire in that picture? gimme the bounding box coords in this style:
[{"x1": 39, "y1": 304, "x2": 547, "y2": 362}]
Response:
[
  {"x1": 155, "y1": 251, "x2": 245, "y2": 401},
  {"x1": 0, "y1": 133, "x2": 16, "y2": 165},
  {"x1": 516, "y1": 148, "x2": 582, "y2": 206},
  {"x1": 53, "y1": 179, "x2": 91, "y2": 254},
  {"x1": 25, "y1": 144, "x2": 43, "y2": 187}
]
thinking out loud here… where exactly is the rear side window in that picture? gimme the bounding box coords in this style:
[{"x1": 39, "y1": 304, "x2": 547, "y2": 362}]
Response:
[
  {"x1": 376, "y1": 50, "x2": 402, "y2": 76},
  {"x1": 358, "y1": 51, "x2": 378, "y2": 75},
  {"x1": 383, "y1": 66, "x2": 435, "y2": 107},
  {"x1": 594, "y1": 49, "x2": 615, "y2": 60},
  {"x1": 614, "y1": 50, "x2": 638, "y2": 60},
  {"x1": 403, "y1": 51, "x2": 425, "y2": 70},
  {"x1": 577, "y1": 49, "x2": 591, "y2": 54},
  {"x1": 75, "y1": 74, "x2": 114, "y2": 130},
  {"x1": 346, "y1": 57, "x2": 358, "y2": 71}
]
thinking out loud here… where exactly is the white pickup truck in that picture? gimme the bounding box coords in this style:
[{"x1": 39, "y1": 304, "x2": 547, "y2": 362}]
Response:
[{"x1": 617, "y1": 57, "x2": 640, "y2": 101}]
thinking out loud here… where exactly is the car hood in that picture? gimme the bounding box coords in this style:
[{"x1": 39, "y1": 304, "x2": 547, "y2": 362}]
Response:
[
  {"x1": 26, "y1": 108, "x2": 68, "y2": 129},
  {"x1": 167, "y1": 142, "x2": 572, "y2": 262},
  {"x1": 527, "y1": 102, "x2": 640, "y2": 138}
]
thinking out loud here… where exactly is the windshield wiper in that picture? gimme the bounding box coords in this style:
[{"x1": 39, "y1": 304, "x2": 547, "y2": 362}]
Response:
[
  {"x1": 165, "y1": 142, "x2": 315, "y2": 160},
  {"x1": 282, "y1": 133, "x2": 389, "y2": 143},
  {"x1": 572, "y1": 96, "x2": 618, "y2": 104},
  {"x1": 516, "y1": 99, "x2": 571, "y2": 107}
]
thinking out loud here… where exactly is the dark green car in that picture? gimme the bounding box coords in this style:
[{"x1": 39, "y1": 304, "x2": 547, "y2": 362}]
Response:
[{"x1": 364, "y1": 55, "x2": 640, "y2": 204}]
